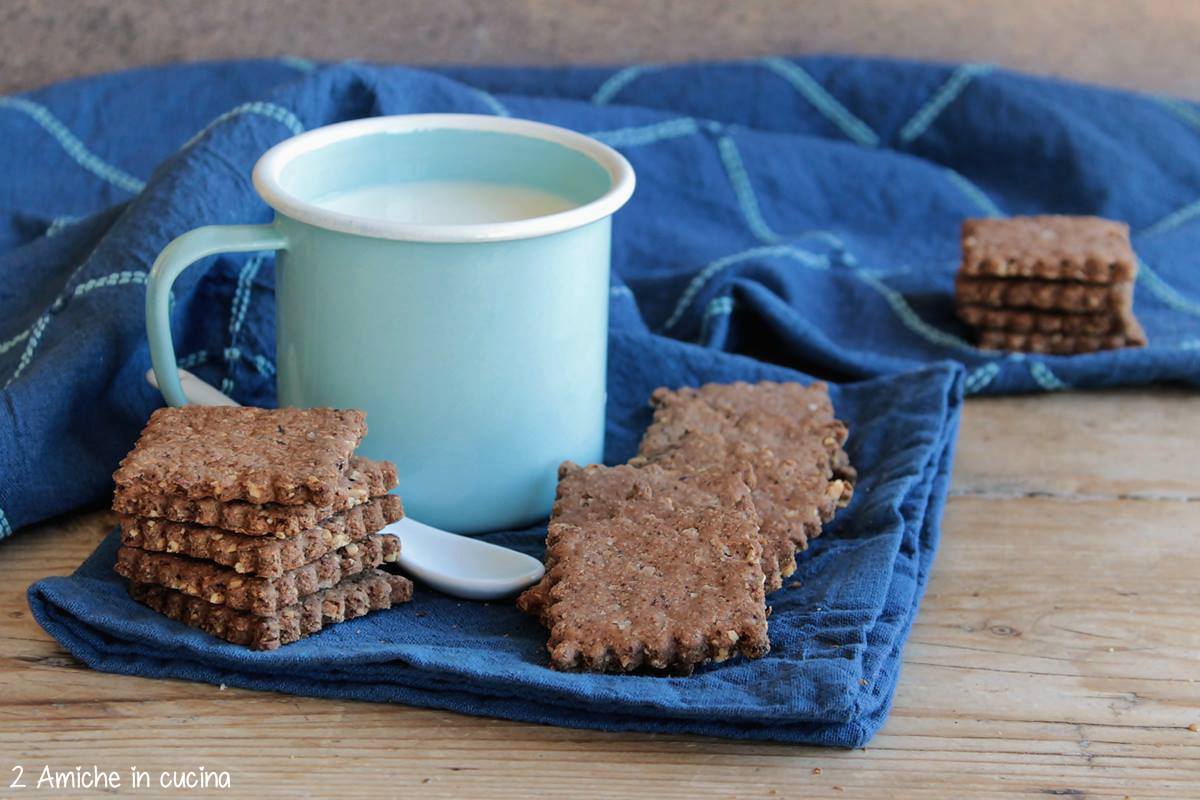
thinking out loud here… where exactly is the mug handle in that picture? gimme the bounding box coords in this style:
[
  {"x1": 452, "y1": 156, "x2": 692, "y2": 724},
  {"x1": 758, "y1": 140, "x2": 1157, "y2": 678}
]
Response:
[{"x1": 146, "y1": 224, "x2": 287, "y2": 406}]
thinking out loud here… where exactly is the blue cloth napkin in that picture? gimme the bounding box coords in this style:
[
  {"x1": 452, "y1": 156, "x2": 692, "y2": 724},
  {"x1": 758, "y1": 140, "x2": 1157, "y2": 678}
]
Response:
[
  {"x1": 2, "y1": 57, "x2": 1199, "y2": 535},
  {"x1": 31, "y1": 331, "x2": 963, "y2": 746}
]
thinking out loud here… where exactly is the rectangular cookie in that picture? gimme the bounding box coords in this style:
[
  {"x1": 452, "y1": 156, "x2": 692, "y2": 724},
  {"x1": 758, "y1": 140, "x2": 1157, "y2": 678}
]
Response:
[
  {"x1": 954, "y1": 275, "x2": 1133, "y2": 313},
  {"x1": 957, "y1": 305, "x2": 1129, "y2": 336},
  {"x1": 632, "y1": 380, "x2": 854, "y2": 592},
  {"x1": 119, "y1": 495, "x2": 403, "y2": 577},
  {"x1": 113, "y1": 457, "x2": 398, "y2": 537},
  {"x1": 128, "y1": 569, "x2": 413, "y2": 650},
  {"x1": 113, "y1": 406, "x2": 366, "y2": 506},
  {"x1": 977, "y1": 323, "x2": 1147, "y2": 355},
  {"x1": 115, "y1": 533, "x2": 399, "y2": 616},
  {"x1": 959, "y1": 216, "x2": 1136, "y2": 283},
  {"x1": 521, "y1": 462, "x2": 769, "y2": 674}
]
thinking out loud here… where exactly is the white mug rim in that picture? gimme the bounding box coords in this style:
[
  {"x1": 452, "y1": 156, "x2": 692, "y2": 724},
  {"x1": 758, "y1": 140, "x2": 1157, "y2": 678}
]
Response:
[{"x1": 252, "y1": 113, "x2": 636, "y2": 243}]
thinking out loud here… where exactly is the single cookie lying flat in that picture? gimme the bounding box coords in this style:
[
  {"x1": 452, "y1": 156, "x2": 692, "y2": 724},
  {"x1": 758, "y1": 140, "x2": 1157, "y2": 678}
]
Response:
[
  {"x1": 115, "y1": 533, "x2": 399, "y2": 616},
  {"x1": 956, "y1": 305, "x2": 1127, "y2": 335},
  {"x1": 632, "y1": 380, "x2": 853, "y2": 591},
  {"x1": 113, "y1": 457, "x2": 397, "y2": 537},
  {"x1": 129, "y1": 569, "x2": 412, "y2": 650},
  {"x1": 959, "y1": 216, "x2": 1136, "y2": 283},
  {"x1": 113, "y1": 406, "x2": 366, "y2": 506},
  {"x1": 119, "y1": 495, "x2": 403, "y2": 577},
  {"x1": 525, "y1": 462, "x2": 769, "y2": 674},
  {"x1": 955, "y1": 276, "x2": 1133, "y2": 313},
  {"x1": 642, "y1": 381, "x2": 856, "y2": 484}
]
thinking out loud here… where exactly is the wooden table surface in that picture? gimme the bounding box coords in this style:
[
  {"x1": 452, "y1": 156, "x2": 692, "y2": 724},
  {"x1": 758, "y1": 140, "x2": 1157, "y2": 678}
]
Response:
[{"x1": 2, "y1": 389, "x2": 1198, "y2": 798}]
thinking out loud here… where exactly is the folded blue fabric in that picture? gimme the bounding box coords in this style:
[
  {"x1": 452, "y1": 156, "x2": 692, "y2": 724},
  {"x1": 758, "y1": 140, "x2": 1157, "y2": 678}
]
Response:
[
  {"x1": 2, "y1": 57, "x2": 1199, "y2": 535},
  {"x1": 30, "y1": 332, "x2": 963, "y2": 746}
]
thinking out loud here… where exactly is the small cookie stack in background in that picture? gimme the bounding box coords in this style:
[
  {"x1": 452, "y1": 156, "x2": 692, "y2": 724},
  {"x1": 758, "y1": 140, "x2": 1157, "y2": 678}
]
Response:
[
  {"x1": 112, "y1": 407, "x2": 411, "y2": 650},
  {"x1": 518, "y1": 381, "x2": 854, "y2": 674},
  {"x1": 954, "y1": 215, "x2": 1146, "y2": 354}
]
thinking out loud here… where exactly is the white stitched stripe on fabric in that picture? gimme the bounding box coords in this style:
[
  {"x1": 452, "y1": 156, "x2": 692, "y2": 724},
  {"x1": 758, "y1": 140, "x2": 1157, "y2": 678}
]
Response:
[
  {"x1": 1028, "y1": 360, "x2": 1069, "y2": 391},
  {"x1": 1139, "y1": 197, "x2": 1200, "y2": 238},
  {"x1": 180, "y1": 101, "x2": 304, "y2": 151},
  {"x1": 760, "y1": 58, "x2": 880, "y2": 147},
  {"x1": 591, "y1": 65, "x2": 661, "y2": 105},
  {"x1": 472, "y1": 89, "x2": 511, "y2": 117},
  {"x1": 898, "y1": 64, "x2": 992, "y2": 144},
  {"x1": 1137, "y1": 258, "x2": 1200, "y2": 318},
  {"x1": 963, "y1": 362, "x2": 1000, "y2": 394},
  {"x1": 589, "y1": 117, "x2": 701, "y2": 148},
  {"x1": 716, "y1": 134, "x2": 781, "y2": 244},
  {"x1": 3, "y1": 271, "x2": 147, "y2": 388},
  {"x1": 661, "y1": 245, "x2": 828, "y2": 332},
  {"x1": 0, "y1": 97, "x2": 146, "y2": 193},
  {"x1": 944, "y1": 169, "x2": 1003, "y2": 217},
  {"x1": 852, "y1": 271, "x2": 978, "y2": 352}
]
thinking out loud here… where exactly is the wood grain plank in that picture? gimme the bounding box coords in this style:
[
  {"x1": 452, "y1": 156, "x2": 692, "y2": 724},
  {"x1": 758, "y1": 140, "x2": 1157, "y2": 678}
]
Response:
[
  {"x1": 2, "y1": 392, "x2": 1199, "y2": 797},
  {"x1": 953, "y1": 388, "x2": 1200, "y2": 500}
]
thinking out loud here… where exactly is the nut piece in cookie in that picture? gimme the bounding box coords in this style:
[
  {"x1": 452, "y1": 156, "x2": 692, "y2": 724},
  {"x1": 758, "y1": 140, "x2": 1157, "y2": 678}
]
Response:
[{"x1": 530, "y1": 462, "x2": 769, "y2": 674}]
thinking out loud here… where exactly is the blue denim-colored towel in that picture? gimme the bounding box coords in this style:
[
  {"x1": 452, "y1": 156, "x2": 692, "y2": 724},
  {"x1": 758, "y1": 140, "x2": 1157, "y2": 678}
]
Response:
[{"x1": 30, "y1": 331, "x2": 963, "y2": 746}]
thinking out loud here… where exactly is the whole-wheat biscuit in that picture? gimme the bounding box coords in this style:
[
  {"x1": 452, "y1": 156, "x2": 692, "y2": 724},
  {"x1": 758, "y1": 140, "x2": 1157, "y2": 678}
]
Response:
[
  {"x1": 977, "y1": 324, "x2": 1147, "y2": 355},
  {"x1": 521, "y1": 462, "x2": 769, "y2": 674},
  {"x1": 128, "y1": 569, "x2": 412, "y2": 650},
  {"x1": 956, "y1": 305, "x2": 1128, "y2": 336},
  {"x1": 113, "y1": 457, "x2": 397, "y2": 537},
  {"x1": 115, "y1": 533, "x2": 399, "y2": 616},
  {"x1": 955, "y1": 275, "x2": 1133, "y2": 313},
  {"x1": 119, "y1": 495, "x2": 403, "y2": 577},
  {"x1": 644, "y1": 381, "x2": 856, "y2": 482},
  {"x1": 113, "y1": 406, "x2": 366, "y2": 506},
  {"x1": 631, "y1": 381, "x2": 853, "y2": 592},
  {"x1": 959, "y1": 216, "x2": 1137, "y2": 283}
]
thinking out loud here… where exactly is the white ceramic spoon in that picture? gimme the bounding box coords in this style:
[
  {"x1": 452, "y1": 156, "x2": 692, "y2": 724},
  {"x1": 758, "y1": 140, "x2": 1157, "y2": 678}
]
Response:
[{"x1": 145, "y1": 369, "x2": 545, "y2": 600}]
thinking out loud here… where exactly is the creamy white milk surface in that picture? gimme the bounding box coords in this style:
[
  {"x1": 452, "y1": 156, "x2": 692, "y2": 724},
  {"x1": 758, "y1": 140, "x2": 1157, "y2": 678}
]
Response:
[{"x1": 314, "y1": 181, "x2": 578, "y2": 225}]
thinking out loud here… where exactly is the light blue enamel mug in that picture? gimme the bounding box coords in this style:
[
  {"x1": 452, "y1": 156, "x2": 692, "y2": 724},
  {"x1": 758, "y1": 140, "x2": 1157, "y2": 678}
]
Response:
[{"x1": 146, "y1": 115, "x2": 635, "y2": 533}]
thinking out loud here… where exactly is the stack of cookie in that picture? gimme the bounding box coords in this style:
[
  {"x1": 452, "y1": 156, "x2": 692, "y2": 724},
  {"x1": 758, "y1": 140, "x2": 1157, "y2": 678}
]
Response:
[
  {"x1": 112, "y1": 406, "x2": 412, "y2": 650},
  {"x1": 954, "y1": 215, "x2": 1146, "y2": 354},
  {"x1": 518, "y1": 381, "x2": 853, "y2": 674}
]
